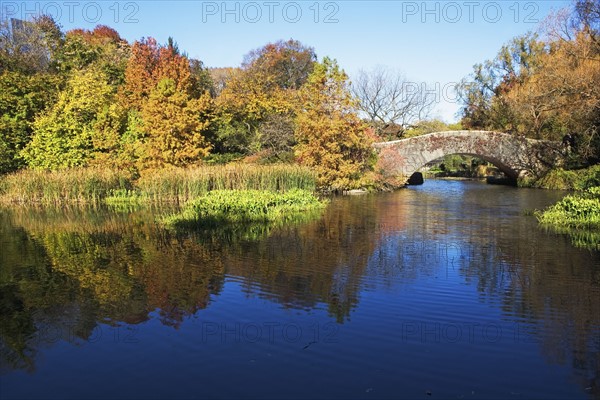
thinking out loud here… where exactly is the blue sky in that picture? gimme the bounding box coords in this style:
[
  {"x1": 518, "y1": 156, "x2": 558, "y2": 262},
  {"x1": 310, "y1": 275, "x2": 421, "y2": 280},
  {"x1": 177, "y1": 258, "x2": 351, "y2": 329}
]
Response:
[{"x1": 3, "y1": 0, "x2": 572, "y2": 121}]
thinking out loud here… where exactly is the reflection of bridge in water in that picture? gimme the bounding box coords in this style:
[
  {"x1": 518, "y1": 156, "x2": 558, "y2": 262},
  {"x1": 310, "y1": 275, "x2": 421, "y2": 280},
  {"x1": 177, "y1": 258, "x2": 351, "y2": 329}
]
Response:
[{"x1": 373, "y1": 130, "x2": 563, "y2": 184}]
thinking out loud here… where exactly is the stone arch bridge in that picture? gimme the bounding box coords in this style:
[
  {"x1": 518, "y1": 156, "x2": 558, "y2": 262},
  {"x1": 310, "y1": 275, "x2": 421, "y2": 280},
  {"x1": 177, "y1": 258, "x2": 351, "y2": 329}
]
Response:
[{"x1": 373, "y1": 130, "x2": 564, "y2": 184}]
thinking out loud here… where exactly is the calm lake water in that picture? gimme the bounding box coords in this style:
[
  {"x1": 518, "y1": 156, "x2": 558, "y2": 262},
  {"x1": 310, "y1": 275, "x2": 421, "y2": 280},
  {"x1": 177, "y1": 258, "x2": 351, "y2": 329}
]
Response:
[{"x1": 1, "y1": 180, "x2": 599, "y2": 399}]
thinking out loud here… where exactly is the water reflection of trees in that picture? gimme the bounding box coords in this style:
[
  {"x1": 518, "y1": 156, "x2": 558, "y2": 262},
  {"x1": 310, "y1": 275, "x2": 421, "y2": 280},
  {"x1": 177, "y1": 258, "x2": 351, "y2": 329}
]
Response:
[
  {"x1": 0, "y1": 197, "x2": 382, "y2": 371},
  {"x1": 1, "y1": 185, "x2": 599, "y2": 396},
  {"x1": 492, "y1": 218, "x2": 600, "y2": 397},
  {"x1": 222, "y1": 195, "x2": 381, "y2": 321},
  {"x1": 0, "y1": 214, "x2": 102, "y2": 373},
  {"x1": 391, "y1": 184, "x2": 600, "y2": 398},
  {"x1": 343, "y1": 185, "x2": 600, "y2": 398},
  {"x1": 0, "y1": 208, "x2": 225, "y2": 371}
]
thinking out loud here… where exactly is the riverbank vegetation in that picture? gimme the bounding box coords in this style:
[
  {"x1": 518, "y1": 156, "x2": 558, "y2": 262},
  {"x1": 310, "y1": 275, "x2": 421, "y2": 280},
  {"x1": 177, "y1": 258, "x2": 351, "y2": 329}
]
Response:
[
  {"x1": 1, "y1": 1, "x2": 599, "y2": 209},
  {"x1": 455, "y1": 0, "x2": 600, "y2": 246},
  {"x1": 0, "y1": 167, "x2": 133, "y2": 204},
  {"x1": 456, "y1": 1, "x2": 600, "y2": 168},
  {"x1": 0, "y1": 18, "x2": 381, "y2": 192},
  {"x1": 163, "y1": 189, "x2": 327, "y2": 230},
  {"x1": 527, "y1": 165, "x2": 600, "y2": 190},
  {"x1": 535, "y1": 187, "x2": 600, "y2": 250},
  {"x1": 0, "y1": 164, "x2": 317, "y2": 205}
]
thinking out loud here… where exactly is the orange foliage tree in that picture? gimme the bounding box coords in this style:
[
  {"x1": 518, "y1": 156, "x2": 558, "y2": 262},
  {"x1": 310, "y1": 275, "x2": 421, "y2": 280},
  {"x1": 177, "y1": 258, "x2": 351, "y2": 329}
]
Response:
[{"x1": 121, "y1": 38, "x2": 213, "y2": 169}]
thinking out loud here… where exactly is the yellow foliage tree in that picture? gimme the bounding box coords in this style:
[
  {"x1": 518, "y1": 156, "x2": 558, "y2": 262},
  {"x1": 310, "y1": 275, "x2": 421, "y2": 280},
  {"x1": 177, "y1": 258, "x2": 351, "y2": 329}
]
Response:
[
  {"x1": 294, "y1": 57, "x2": 374, "y2": 191},
  {"x1": 214, "y1": 40, "x2": 315, "y2": 155},
  {"x1": 138, "y1": 78, "x2": 212, "y2": 169}
]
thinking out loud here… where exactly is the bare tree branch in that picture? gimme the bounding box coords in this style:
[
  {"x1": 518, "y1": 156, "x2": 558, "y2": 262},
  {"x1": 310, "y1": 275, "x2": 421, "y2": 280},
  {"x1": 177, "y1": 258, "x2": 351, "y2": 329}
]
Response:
[{"x1": 351, "y1": 66, "x2": 435, "y2": 139}]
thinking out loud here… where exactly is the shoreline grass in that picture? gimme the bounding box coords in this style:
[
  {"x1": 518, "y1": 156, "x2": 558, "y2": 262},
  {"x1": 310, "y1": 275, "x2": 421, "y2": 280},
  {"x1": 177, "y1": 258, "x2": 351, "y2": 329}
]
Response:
[
  {"x1": 137, "y1": 164, "x2": 316, "y2": 204},
  {"x1": 0, "y1": 164, "x2": 317, "y2": 205},
  {"x1": 0, "y1": 167, "x2": 134, "y2": 205}
]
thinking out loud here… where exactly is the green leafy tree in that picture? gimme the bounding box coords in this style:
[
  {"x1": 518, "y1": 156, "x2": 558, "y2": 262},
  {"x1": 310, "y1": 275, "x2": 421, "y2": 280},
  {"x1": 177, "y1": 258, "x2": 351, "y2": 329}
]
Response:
[
  {"x1": 0, "y1": 71, "x2": 61, "y2": 173},
  {"x1": 22, "y1": 67, "x2": 123, "y2": 169},
  {"x1": 294, "y1": 57, "x2": 374, "y2": 190}
]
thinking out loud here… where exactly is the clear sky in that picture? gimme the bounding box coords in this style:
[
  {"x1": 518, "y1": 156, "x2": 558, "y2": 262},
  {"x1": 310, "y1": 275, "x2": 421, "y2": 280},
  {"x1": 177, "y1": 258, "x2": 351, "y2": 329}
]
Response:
[{"x1": 3, "y1": 0, "x2": 572, "y2": 121}]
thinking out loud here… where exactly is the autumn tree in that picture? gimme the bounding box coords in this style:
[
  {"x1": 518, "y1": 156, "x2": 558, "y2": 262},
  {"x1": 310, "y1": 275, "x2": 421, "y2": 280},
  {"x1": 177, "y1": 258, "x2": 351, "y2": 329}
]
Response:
[
  {"x1": 189, "y1": 58, "x2": 215, "y2": 98},
  {"x1": 242, "y1": 39, "x2": 316, "y2": 90},
  {"x1": 502, "y1": 30, "x2": 600, "y2": 160},
  {"x1": 215, "y1": 39, "x2": 316, "y2": 156},
  {"x1": 215, "y1": 67, "x2": 294, "y2": 154},
  {"x1": 0, "y1": 15, "x2": 63, "y2": 74},
  {"x1": 208, "y1": 67, "x2": 236, "y2": 97},
  {"x1": 0, "y1": 15, "x2": 64, "y2": 173},
  {"x1": 294, "y1": 57, "x2": 374, "y2": 190},
  {"x1": 456, "y1": 32, "x2": 547, "y2": 131},
  {"x1": 12, "y1": 23, "x2": 135, "y2": 170},
  {"x1": 457, "y1": 2, "x2": 600, "y2": 165},
  {"x1": 404, "y1": 119, "x2": 462, "y2": 138},
  {"x1": 56, "y1": 25, "x2": 130, "y2": 85},
  {"x1": 121, "y1": 37, "x2": 161, "y2": 109},
  {"x1": 121, "y1": 37, "x2": 213, "y2": 169},
  {"x1": 573, "y1": 0, "x2": 600, "y2": 45},
  {"x1": 137, "y1": 78, "x2": 212, "y2": 168}
]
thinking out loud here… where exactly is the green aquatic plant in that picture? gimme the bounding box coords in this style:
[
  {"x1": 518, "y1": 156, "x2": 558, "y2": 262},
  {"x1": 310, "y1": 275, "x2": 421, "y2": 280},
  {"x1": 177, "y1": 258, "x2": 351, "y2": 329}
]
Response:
[
  {"x1": 536, "y1": 195, "x2": 600, "y2": 229},
  {"x1": 535, "y1": 186, "x2": 600, "y2": 250},
  {"x1": 163, "y1": 189, "x2": 327, "y2": 229}
]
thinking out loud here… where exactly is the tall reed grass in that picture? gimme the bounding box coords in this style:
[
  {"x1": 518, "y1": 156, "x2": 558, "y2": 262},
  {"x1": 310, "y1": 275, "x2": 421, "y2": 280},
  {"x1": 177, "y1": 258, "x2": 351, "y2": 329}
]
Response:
[
  {"x1": 0, "y1": 168, "x2": 133, "y2": 205},
  {"x1": 137, "y1": 164, "x2": 316, "y2": 203},
  {"x1": 0, "y1": 164, "x2": 317, "y2": 205}
]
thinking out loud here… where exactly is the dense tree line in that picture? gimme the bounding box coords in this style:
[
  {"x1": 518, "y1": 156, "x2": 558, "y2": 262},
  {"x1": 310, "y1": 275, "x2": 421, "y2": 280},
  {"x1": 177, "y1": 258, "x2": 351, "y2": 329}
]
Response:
[
  {"x1": 0, "y1": 17, "x2": 373, "y2": 189},
  {"x1": 457, "y1": 0, "x2": 600, "y2": 166},
  {"x1": 2, "y1": 0, "x2": 598, "y2": 190}
]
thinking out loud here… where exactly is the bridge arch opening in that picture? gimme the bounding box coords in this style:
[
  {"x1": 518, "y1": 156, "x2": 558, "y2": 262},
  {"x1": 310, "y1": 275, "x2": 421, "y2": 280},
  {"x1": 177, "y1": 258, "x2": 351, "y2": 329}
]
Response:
[{"x1": 407, "y1": 153, "x2": 515, "y2": 185}]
